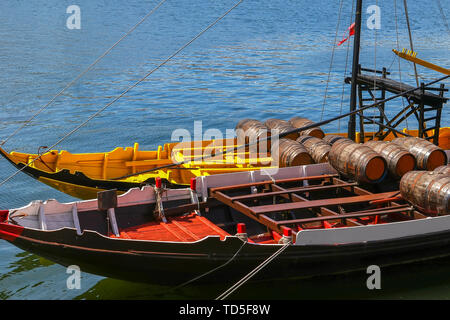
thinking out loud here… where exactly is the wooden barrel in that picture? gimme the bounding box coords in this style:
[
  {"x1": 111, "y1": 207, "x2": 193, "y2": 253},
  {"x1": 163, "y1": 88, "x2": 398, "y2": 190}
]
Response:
[
  {"x1": 328, "y1": 141, "x2": 387, "y2": 183},
  {"x1": 235, "y1": 119, "x2": 270, "y2": 146},
  {"x1": 322, "y1": 134, "x2": 353, "y2": 146},
  {"x1": 297, "y1": 135, "x2": 331, "y2": 163},
  {"x1": 400, "y1": 170, "x2": 450, "y2": 215},
  {"x1": 288, "y1": 117, "x2": 325, "y2": 138},
  {"x1": 391, "y1": 137, "x2": 447, "y2": 170},
  {"x1": 364, "y1": 140, "x2": 416, "y2": 179},
  {"x1": 434, "y1": 165, "x2": 450, "y2": 175},
  {"x1": 264, "y1": 119, "x2": 299, "y2": 140},
  {"x1": 277, "y1": 138, "x2": 313, "y2": 167}
]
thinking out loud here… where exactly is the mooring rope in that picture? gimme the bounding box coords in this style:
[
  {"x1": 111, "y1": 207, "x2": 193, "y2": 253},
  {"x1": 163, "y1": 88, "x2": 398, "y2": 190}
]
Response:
[
  {"x1": 215, "y1": 243, "x2": 290, "y2": 300},
  {"x1": 163, "y1": 240, "x2": 248, "y2": 295},
  {"x1": 0, "y1": 0, "x2": 168, "y2": 148},
  {"x1": 0, "y1": 0, "x2": 244, "y2": 189}
]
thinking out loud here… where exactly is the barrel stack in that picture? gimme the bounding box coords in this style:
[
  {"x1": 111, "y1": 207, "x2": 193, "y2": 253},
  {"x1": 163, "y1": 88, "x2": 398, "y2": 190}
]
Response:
[
  {"x1": 391, "y1": 137, "x2": 447, "y2": 171},
  {"x1": 234, "y1": 118, "x2": 447, "y2": 189},
  {"x1": 364, "y1": 140, "x2": 416, "y2": 179},
  {"x1": 400, "y1": 170, "x2": 450, "y2": 215}
]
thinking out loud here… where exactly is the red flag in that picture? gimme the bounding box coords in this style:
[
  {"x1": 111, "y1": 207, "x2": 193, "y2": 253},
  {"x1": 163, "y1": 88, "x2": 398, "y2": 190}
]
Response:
[{"x1": 337, "y1": 23, "x2": 355, "y2": 46}]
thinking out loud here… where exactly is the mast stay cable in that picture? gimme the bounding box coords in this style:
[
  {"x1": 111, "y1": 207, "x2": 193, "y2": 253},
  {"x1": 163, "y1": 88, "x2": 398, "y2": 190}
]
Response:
[
  {"x1": 320, "y1": 0, "x2": 344, "y2": 121},
  {"x1": 0, "y1": 0, "x2": 244, "y2": 189},
  {"x1": 338, "y1": 0, "x2": 356, "y2": 133},
  {"x1": 394, "y1": 0, "x2": 409, "y2": 131},
  {"x1": 0, "y1": 0, "x2": 168, "y2": 148},
  {"x1": 435, "y1": 0, "x2": 450, "y2": 35},
  {"x1": 403, "y1": 0, "x2": 419, "y2": 87},
  {"x1": 111, "y1": 74, "x2": 449, "y2": 181}
]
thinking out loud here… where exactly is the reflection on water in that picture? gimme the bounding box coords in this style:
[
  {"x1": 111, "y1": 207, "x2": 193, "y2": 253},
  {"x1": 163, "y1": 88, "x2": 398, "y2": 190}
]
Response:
[
  {"x1": 73, "y1": 256, "x2": 450, "y2": 300},
  {"x1": 0, "y1": 0, "x2": 449, "y2": 299},
  {"x1": 0, "y1": 252, "x2": 55, "y2": 283}
]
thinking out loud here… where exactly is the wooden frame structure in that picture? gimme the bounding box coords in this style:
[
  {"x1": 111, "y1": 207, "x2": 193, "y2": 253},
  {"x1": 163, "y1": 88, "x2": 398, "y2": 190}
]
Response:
[
  {"x1": 208, "y1": 174, "x2": 427, "y2": 243},
  {"x1": 346, "y1": 66, "x2": 448, "y2": 144}
]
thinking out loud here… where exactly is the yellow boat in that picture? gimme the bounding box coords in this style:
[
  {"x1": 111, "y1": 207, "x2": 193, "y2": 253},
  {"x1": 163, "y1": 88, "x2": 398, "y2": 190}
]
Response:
[{"x1": 1, "y1": 127, "x2": 449, "y2": 200}]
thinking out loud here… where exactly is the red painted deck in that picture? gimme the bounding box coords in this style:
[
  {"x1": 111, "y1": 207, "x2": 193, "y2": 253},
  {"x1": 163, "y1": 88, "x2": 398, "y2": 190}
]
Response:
[{"x1": 114, "y1": 213, "x2": 230, "y2": 242}]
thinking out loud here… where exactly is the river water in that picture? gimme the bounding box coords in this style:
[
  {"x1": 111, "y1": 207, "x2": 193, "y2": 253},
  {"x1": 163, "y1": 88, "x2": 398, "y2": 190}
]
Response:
[{"x1": 0, "y1": 0, "x2": 448, "y2": 299}]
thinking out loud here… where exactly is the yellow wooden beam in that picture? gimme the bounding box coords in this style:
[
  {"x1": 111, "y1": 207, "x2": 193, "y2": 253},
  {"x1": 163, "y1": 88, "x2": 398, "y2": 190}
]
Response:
[{"x1": 393, "y1": 48, "x2": 450, "y2": 75}]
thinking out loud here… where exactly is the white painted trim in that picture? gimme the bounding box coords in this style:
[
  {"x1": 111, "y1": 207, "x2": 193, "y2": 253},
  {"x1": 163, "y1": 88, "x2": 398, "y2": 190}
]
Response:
[
  {"x1": 107, "y1": 208, "x2": 120, "y2": 237},
  {"x1": 38, "y1": 204, "x2": 47, "y2": 231},
  {"x1": 294, "y1": 216, "x2": 450, "y2": 245},
  {"x1": 72, "y1": 204, "x2": 82, "y2": 236}
]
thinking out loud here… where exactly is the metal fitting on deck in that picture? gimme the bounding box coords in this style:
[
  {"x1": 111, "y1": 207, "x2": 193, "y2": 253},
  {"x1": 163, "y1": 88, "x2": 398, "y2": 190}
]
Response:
[
  {"x1": 278, "y1": 227, "x2": 292, "y2": 244},
  {"x1": 235, "y1": 223, "x2": 248, "y2": 242}
]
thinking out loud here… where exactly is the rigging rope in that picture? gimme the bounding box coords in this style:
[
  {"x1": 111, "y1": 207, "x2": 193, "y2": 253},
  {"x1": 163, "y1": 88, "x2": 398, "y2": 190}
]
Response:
[
  {"x1": 0, "y1": 0, "x2": 168, "y2": 148},
  {"x1": 394, "y1": 0, "x2": 409, "y2": 131},
  {"x1": 338, "y1": 0, "x2": 355, "y2": 133},
  {"x1": 403, "y1": 0, "x2": 419, "y2": 87},
  {"x1": 370, "y1": 0, "x2": 379, "y2": 140},
  {"x1": 0, "y1": 0, "x2": 244, "y2": 189},
  {"x1": 320, "y1": 0, "x2": 344, "y2": 121},
  {"x1": 111, "y1": 74, "x2": 450, "y2": 181},
  {"x1": 435, "y1": 0, "x2": 450, "y2": 35},
  {"x1": 215, "y1": 243, "x2": 290, "y2": 300}
]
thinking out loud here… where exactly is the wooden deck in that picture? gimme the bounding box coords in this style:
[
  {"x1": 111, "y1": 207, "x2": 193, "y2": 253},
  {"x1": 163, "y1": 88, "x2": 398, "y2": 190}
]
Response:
[{"x1": 114, "y1": 213, "x2": 230, "y2": 242}]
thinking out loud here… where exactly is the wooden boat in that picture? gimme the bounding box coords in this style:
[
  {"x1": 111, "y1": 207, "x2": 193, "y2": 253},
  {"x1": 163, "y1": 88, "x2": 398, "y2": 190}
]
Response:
[
  {"x1": 1, "y1": 163, "x2": 449, "y2": 286},
  {"x1": 1, "y1": 127, "x2": 449, "y2": 200},
  {"x1": 0, "y1": 0, "x2": 449, "y2": 291},
  {"x1": 0, "y1": 139, "x2": 276, "y2": 200},
  {"x1": 0, "y1": 0, "x2": 448, "y2": 202}
]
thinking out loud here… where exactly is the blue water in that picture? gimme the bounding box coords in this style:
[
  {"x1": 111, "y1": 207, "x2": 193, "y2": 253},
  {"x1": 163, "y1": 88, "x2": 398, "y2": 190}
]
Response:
[{"x1": 0, "y1": 0, "x2": 448, "y2": 299}]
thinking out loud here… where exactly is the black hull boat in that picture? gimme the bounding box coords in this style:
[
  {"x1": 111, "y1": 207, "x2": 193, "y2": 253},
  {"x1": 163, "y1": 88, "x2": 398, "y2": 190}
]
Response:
[
  {"x1": 6, "y1": 216, "x2": 450, "y2": 286},
  {"x1": 1, "y1": 163, "x2": 449, "y2": 286}
]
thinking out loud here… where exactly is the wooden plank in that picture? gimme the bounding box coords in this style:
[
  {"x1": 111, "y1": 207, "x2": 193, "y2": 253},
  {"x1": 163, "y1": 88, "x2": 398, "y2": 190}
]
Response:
[
  {"x1": 251, "y1": 191, "x2": 400, "y2": 215},
  {"x1": 270, "y1": 184, "x2": 363, "y2": 227},
  {"x1": 333, "y1": 178, "x2": 371, "y2": 195},
  {"x1": 212, "y1": 190, "x2": 282, "y2": 233},
  {"x1": 349, "y1": 74, "x2": 447, "y2": 105},
  {"x1": 209, "y1": 174, "x2": 337, "y2": 193},
  {"x1": 230, "y1": 182, "x2": 358, "y2": 202},
  {"x1": 276, "y1": 205, "x2": 414, "y2": 226}
]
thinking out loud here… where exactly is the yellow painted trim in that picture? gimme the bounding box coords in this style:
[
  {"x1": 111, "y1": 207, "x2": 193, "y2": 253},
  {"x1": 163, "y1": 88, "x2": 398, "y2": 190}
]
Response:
[
  {"x1": 1, "y1": 127, "x2": 448, "y2": 197},
  {"x1": 393, "y1": 49, "x2": 450, "y2": 75}
]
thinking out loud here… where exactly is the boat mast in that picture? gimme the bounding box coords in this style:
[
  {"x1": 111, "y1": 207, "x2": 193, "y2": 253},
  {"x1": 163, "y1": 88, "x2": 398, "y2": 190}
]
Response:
[{"x1": 348, "y1": 0, "x2": 363, "y2": 141}]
